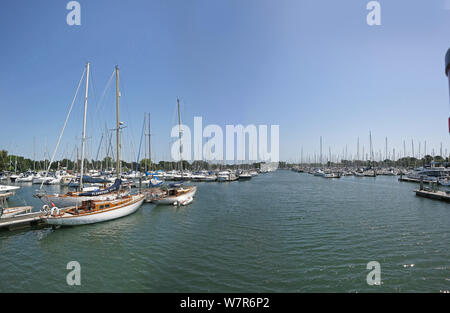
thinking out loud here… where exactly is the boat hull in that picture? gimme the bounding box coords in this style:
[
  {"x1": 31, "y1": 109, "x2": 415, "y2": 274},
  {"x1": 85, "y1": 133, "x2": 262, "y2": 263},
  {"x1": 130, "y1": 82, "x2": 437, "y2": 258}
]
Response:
[
  {"x1": 153, "y1": 187, "x2": 197, "y2": 205},
  {"x1": 44, "y1": 195, "x2": 144, "y2": 226}
]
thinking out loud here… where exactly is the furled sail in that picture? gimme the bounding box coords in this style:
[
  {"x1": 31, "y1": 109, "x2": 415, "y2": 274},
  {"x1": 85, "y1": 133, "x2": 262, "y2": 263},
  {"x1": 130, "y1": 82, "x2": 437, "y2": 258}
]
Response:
[{"x1": 79, "y1": 179, "x2": 121, "y2": 196}]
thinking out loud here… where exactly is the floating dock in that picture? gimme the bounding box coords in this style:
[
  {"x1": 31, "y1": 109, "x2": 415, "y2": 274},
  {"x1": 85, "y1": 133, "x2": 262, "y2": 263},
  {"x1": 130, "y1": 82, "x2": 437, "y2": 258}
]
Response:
[
  {"x1": 0, "y1": 211, "x2": 46, "y2": 231},
  {"x1": 415, "y1": 189, "x2": 450, "y2": 202},
  {"x1": 0, "y1": 192, "x2": 15, "y2": 200}
]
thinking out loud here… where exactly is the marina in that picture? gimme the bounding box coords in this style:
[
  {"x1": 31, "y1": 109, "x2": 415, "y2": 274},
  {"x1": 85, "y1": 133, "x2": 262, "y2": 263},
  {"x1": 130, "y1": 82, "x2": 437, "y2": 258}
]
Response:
[
  {"x1": 2, "y1": 0, "x2": 450, "y2": 297},
  {"x1": 1, "y1": 170, "x2": 450, "y2": 292}
]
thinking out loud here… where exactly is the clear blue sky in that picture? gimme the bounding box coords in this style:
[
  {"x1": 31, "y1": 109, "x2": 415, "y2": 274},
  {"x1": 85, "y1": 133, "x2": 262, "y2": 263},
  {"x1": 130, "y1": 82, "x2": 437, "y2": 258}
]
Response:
[{"x1": 1, "y1": 0, "x2": 450, "y2": 163}]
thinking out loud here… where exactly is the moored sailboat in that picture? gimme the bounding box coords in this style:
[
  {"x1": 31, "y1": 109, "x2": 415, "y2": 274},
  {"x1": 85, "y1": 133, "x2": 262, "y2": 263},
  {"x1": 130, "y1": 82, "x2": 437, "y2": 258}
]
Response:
[
  {"x1": 35, "y1": 63, "x2": 129, "y2": 208},
  {"x1": 42, "y1": 194, "x2": 144, "y2": 226},
  {"x1": 147, "y1": 99, "x2": 197, "y2": 205},
  {"x1": 42, "y1": 65, "x2": 144, "y2": 226}
]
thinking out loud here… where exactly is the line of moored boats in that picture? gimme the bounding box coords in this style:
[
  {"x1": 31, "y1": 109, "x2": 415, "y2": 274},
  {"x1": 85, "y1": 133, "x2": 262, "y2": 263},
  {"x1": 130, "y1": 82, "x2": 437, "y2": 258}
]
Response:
[
  {"x1": 0, "y1": 167, "x2": 270, "y2": 227},
  {"x1": 291, "y1": 165, "x2": 450, "y2": 186}
]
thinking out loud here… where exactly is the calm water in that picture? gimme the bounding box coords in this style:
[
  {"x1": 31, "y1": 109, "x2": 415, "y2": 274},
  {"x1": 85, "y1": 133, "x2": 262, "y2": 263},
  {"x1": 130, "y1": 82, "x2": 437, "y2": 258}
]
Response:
[{"x1": 1, "y1": 171, "x2": 450, "y2": 292}]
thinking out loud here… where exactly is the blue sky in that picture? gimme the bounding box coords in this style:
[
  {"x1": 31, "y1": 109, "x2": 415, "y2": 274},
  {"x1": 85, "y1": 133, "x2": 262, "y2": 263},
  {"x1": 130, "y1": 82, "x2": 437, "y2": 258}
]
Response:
[{"x1": 1, "y1": 0, "x2": 450, "y2": 163}]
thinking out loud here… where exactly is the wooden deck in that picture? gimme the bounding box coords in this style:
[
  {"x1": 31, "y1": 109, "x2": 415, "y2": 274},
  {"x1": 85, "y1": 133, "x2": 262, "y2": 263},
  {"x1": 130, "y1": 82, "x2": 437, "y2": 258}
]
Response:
[{"x1": 0, "y1": 192, "x2": 15, "y2": 200}]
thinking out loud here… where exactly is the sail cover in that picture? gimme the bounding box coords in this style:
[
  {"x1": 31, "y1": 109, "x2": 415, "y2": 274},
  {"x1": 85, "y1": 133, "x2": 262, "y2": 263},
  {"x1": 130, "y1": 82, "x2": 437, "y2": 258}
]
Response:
[
  {"x1": 79, "y1": 179, "x2": 121, "y2": 196},
  {"x1": 79, "y1": 175, "x2": 110, "y2": 184}
]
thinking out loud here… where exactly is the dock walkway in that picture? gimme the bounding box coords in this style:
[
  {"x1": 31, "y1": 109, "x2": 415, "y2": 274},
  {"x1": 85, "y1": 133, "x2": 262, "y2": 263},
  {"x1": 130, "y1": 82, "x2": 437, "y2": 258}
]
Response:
[
  {"x1": 0, "y1": 211, "x2": 46, "y2": 231},
  {"x1": 415, "y1": 189, "x2": 450, "y2": 202}
]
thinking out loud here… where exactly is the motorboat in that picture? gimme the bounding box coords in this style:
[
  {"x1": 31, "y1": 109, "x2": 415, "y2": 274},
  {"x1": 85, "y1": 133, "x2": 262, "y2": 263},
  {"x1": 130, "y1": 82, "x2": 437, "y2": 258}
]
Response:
[
  {"x1": 217, "y1": 170, "x2": 238, "y2": 182},
  {"x1": 323, "y1": 172, "x2": 341, "y2": 178},
  {"x1": 238, "y1": 171, "x2": 252, "y2": 180},
  {"x1": 16, "y1": 173, "x2": 34, "y2": 182},
  {"x1": 313, "y1": 169, "x2": 325, "y2": 177},
  {"x1": 407, "y1": 167, "x2": 450, "y2": 183},
  {"x1": 0, "y1": 185, "x2": 20, "y2": 194},
  {"x1": 151, "y1": 185, "x2": 197, "y2": 205}
]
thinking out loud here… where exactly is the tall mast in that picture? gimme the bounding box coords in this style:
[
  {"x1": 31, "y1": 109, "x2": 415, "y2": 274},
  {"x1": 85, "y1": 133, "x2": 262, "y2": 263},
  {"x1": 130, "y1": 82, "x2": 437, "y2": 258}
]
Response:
[
  {"x1": 177, "y1": 98, "x2": 183, "y2": 175},
  {"x1": 320, "y1": 136, "x2": 323, "y2": 165},
  {"x1": 143, "y1": 114, "x2": 147, "y2": 172},
  {"x1": 357, "y1": 137, "x2": 360, "y2": 161},
  {"x1": 148, "y1": 112, "x2": 151, "y2": 171},
  {"x1": 80, "y1": 62, "x2": 90, "y2": 189},
  {"x1": 33, "y1": 137, "x2": 36, "y2": 171},
  {"x1": 301, "y1": 146, "x2": 303, "y2": 165},
  {"x1": 385, "y1": 137, "x2": 388, "y2": 161},
  {"x1": 115, "y1": 65, "x2": 120, "y2": 179}
]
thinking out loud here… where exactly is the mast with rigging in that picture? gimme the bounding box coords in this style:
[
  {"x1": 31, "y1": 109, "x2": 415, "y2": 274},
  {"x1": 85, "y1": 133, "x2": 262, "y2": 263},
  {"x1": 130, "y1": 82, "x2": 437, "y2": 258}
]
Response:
[
  {"x1": 79, "y1": 62, "x2": 90, "y2": 190},
  {"x1": 115, "y1": 65, "x2": 120, "y2": 180}
]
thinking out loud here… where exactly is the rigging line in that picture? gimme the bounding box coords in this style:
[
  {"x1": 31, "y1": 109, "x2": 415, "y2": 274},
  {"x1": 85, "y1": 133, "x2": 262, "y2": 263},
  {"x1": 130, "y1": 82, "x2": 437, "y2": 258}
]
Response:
[
  {"x1": 95, "y1": 134, "x2": 104, "y2": 163},
  {"x1": 39, "y1": 67, "x2": 86, "y2": 190},
  {"x1": 86, "y1": 69, "x2": 101, "y2": 159},
  {"x1": 95, "y1": 70, "x2": 115, "y2": 113},
  {"x1": 119, "y1": 75, "x2": 137, "y2": 164},
  {"x1": 94, "y1": 70, "x2": 115, "y2": 140}
]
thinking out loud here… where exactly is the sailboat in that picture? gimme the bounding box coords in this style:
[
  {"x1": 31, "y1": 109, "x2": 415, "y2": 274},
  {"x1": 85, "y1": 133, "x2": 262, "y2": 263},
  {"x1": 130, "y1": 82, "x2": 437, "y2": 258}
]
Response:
[
  {"x1": 149, "y1": 98, "x2": 197, "y2": 205},
  {"x1": 36, "y1": 63, "x2": 127, "y2": 208},
  {"x1": 42, "y1": 65, "x2": 144, "y2": 226}
]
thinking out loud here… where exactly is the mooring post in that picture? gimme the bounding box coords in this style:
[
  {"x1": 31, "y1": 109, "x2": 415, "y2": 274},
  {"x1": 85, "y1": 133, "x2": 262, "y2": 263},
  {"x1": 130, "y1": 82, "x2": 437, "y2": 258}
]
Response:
[{"x1": 420, "y1": 176, "x2": 423, "y2": 191}]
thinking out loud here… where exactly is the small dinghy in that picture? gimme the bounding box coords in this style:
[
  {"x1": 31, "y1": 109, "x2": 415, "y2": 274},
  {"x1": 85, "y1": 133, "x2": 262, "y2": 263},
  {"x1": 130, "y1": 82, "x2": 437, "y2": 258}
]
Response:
[{"x1": 174, "y1": 196, "x2": 193, "y2": 206}]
